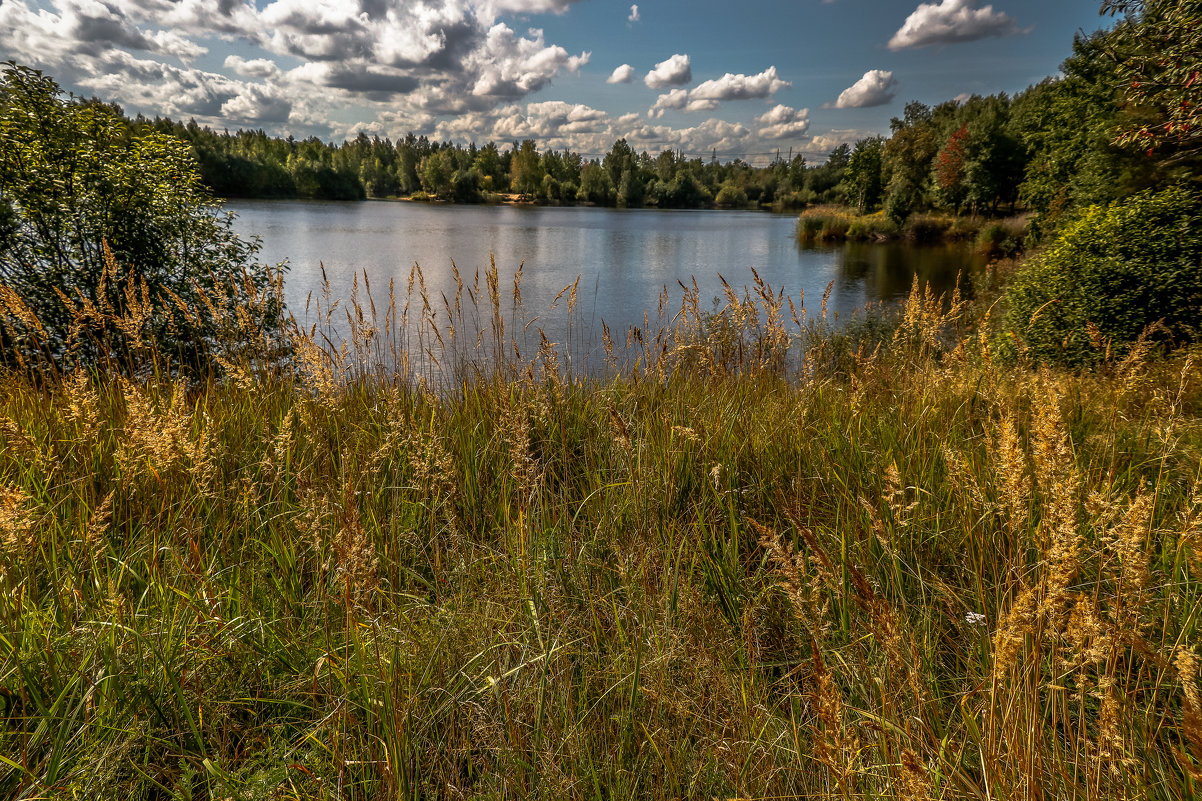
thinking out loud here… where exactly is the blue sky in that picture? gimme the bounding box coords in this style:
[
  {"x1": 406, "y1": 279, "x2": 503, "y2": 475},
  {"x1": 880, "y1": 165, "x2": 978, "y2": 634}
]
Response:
[{"x1": 1, "y1": 0, "x2": 1110, "y2": 162}]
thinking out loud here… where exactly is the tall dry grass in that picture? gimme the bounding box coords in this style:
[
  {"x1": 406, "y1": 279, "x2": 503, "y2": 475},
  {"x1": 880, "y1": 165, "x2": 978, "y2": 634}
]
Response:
[{"x1": 0, "y1": 251, "x2": 1199, "y2": 799}]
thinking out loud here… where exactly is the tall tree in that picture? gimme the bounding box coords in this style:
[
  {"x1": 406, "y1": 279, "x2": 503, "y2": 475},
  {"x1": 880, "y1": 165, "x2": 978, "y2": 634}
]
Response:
[
  {"x1": 843, "y1": 137, "x2": 885, "y2": 213},
  {"x1": 933, "y1": 124, "x2": 971, "y2": 213},
  {"x1": 1102, "y1": 0, "x2": 1202, "y2": 160},
  {"x1": 883, "y1": 102, "x2": 940, "y2": 222},
  {"x1": 509, "y1": 139, "x2": 543, "y2": 196}
]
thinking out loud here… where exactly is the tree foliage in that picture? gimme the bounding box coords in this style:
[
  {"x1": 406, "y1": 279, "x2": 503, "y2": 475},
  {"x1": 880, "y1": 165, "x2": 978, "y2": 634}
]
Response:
[
  {"x1": 0, "y1": 63, "x2": 282, "y2": 372},
  {"x1": 843, "y1": 137, "x2": 885, "y2": 213},
  {"x1": 1003, "y1": 186, "x2": 1202, "y2": 364},
  {"x1": 1102, "y1": 0, "x2": 1202, "y2": 157}
]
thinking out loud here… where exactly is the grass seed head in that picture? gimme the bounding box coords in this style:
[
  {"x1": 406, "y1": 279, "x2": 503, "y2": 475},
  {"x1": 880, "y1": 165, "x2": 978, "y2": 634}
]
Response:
[{"x1": 0, "y1": 485, "x2": 36, "y2": 556}]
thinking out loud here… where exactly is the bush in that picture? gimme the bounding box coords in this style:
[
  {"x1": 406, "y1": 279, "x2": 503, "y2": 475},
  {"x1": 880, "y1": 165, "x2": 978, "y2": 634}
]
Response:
[
  {"x1": 904, "y1": 214, "x2": 951, "y2": 243},
  {"x1": 975, "y1": 220, "x2": 1025, "y2": 260},
  {"x1": 714, "y1": 182, "x2": 748, "y2": 208},
  {"x1": 845, "y1": 219, "x2": 872, "y2": 240},
  {"x1": 0, "y1": 63, "x2": 283, "y2": 373},
  {"x1": 1003, "y1": 186, "x2": 1202, "y2": 364},
  {"x1": 796, "y1": 213, "x2": 828, "y2": 243}
]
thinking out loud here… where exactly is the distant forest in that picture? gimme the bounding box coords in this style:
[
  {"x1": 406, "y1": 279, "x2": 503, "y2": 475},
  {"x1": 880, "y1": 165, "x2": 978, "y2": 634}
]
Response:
[{"x1": 121, "y1": 25, "x2": 1197, "y2": 231}]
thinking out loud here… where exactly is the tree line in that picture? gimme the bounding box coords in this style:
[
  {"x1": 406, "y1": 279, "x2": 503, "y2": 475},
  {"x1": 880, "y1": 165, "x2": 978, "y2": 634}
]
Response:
[
  {"x1": 134, "y1": 117, "x2": 815, "y2": 210},
  {"x1": 109, "y1": 10, "x2": 1197, "y2": 236}
]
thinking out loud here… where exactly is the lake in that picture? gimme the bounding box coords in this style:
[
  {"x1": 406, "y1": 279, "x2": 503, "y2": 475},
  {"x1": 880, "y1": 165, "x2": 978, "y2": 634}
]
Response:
[{"x1": 227, "y1": 199, "x2": 983, "y2": 368}]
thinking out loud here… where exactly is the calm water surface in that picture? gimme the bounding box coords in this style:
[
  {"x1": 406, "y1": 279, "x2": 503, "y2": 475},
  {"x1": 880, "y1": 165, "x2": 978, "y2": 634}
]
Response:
[{"x1": 228, "y1": 199, "x2": 981, "y2": 346}]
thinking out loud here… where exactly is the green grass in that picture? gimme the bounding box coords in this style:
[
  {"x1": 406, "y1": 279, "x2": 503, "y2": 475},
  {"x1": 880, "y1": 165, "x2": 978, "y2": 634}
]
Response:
[{"x1": 0, "y1": 268, "x2": 1200, "y2": 800}]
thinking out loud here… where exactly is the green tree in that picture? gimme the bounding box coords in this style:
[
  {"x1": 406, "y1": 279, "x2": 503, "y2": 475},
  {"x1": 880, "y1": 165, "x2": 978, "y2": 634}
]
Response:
[
  {"x1": 577, "y1": 162, "x2": 614, "y2": 204},
  {"x1": 603, "y1": 139, "x2": 636, "y2": 186},
  {"x1": 0, "y1": 64, "x2": 281, "y2": 372},
  {"x1": 714, "y1": 180, "x2": 748, "y2": 208},
  {"x1": 472, "y1": 142, "x2": 506, "y2": 192},
  {"x1": 843, "y1": 137, "x2": 885, "y2": 213},
  {"x1": 1010, "y1": 29, "x2": 1179, "y2": 238},
  {"x1": 958, "y1": 95, "x2": 1026, "y2": 214},
  {"x1": 397, "y1": 137, "x2": 422, "y2": 194},
  {"x1": 617, "y1": 167, "x2": 645, "y2": 207},
  {"x1": 509, "y1": 139, "x2": 543, "y2": 197},
  {"x1": 883, "y1": 102, "x2": 939, "y2": 222},
  {"x1": 1102, "y1": 0, "x2": 1202, "y2": 158},
  {"x1": 419, "y1": 150, "x2": 454, "y2": 198},
  {"x1": 655, "y1": 149, "x2": 679, "y2": 183},
  {"x1": 539, "y1": 172, "x2": 560, "y2": 203},
  {"x1": 804, "y1": 144, "x2": 849, "y2": 202}
]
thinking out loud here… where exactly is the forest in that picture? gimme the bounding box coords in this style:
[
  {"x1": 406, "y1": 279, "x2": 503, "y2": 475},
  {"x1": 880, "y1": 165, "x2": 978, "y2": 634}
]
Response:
[{"x1": 118, "y1": 19, "x2": 1199, "y2": 238}]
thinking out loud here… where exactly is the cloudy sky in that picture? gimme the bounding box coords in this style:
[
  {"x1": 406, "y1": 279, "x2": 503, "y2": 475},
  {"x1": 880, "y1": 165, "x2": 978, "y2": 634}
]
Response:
[{"x1": 1, "y1": 0, "x2": 1108, "y2": 162}]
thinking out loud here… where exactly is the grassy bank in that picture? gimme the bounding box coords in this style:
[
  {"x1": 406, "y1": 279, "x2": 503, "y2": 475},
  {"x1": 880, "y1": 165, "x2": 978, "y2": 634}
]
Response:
[
  {"x1": 797, "y1": 205, "x2": 1027, "y2": 258},
  {"x1": 1, "y1": 270, "x2": 1200, "y2": 800}
]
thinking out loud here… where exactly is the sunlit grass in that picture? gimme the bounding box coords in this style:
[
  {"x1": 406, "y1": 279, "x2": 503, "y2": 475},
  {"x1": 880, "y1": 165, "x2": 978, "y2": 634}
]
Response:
[{"x1": 0, "y1": 260, "x2": 1200, "y2": 800}]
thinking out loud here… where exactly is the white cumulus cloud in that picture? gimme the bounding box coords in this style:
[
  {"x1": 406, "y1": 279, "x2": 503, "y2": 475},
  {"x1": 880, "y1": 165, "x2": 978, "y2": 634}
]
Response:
[
  {"x1": 469, "y1": 23, "x2": 589, "y2": 98},
  {"x1": 834, "y1": 70, "x2": 897, "y2": 108},
  {"x1": 691, "y1": 66, "x2": 789, "y2": 102},
  {"x1": 486, "y1": 0, "x2": 584, "y2": 15},
  {"x1": 628, "y1": 4, "x2": 640, "y2": 23},
  {"x1": 810, "y1": 129, "x2": 873, "y2": 153},
  {"x1": 224, "y1": 55, "x2": 281, "y2": 79},
  {"x1": 888, "y1": 0, "x2": 1019, "y2": 50},
  {"x1": 221, "y1": 84, "x2": 292, "y2": 123},
  {"x1": 644, "y1": 53, "x2": 691, "y2": 89},
  {"x1": 0, "y1": 0, "x2": 595, "y2": 139},
  {"x1": 756, "y1": 104, "x2": 810, "y2": 140},
  {"x1": 650, "y1": 65, "x2": 789, "y2": 117},
  {"x1": 607, "y1": 63, "x2": 635, "y2": 84}
]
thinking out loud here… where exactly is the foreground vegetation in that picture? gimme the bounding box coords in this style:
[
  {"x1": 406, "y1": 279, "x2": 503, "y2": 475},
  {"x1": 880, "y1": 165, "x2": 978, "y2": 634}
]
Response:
[
  {"x1": 1, "y1": 263, "x2": 1201, "y2": 799},
  {"x1": 1, "y1": 4, "x2": 1200, "y2": 796}
]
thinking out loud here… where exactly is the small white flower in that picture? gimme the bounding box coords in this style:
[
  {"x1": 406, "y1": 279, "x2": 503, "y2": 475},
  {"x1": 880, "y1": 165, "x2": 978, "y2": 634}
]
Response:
[{"x1": 965, "y1": 611, "x2": 987, "y2": 627}]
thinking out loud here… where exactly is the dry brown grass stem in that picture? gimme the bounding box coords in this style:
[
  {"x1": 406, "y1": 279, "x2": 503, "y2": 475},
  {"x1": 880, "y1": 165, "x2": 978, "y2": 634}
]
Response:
[{"x1": 332, "y1": 476, "x2": 379, "y2": 608}]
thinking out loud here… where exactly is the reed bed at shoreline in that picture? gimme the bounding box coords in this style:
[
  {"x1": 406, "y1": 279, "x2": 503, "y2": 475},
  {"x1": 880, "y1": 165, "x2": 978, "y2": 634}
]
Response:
[
  {"x1": 1, "y1": 259, "x2": 1200, "y2": 800},
  {"x1": 796, "y1": 206, "x2": 1027, "y2": 259}
]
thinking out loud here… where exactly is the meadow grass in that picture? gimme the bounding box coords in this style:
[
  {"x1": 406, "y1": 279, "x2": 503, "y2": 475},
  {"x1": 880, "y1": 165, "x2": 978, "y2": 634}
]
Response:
[{"x1": 0, "y1": 261, "x2": 1200, "y2": 800}]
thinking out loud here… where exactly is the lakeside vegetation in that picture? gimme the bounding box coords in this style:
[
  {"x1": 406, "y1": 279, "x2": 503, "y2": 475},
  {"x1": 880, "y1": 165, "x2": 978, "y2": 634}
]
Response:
[
  {"x1": 795, "y1": 206, "x2": 1029, "y2": 260},
  {"x1": 93, "y1": 4, "x2": 1195, "y2": 241},
  {"x1": 1, "y1": 246, "x2": 1202, "y2": 800},
  {"x1": 1, "y1": 1, "x2": 1201, "y2": 798}
]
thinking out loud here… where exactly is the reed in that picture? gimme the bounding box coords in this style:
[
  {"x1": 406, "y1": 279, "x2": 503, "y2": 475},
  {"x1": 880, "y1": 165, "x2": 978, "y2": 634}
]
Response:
[{"x1": 0, "y1": 252, "x2": 1199, "y2": 800}]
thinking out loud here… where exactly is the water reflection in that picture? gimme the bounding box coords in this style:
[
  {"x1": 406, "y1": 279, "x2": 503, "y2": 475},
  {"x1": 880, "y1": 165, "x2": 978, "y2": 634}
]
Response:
[
  {"x1": 832, "y1": 241, "x2": 982, "y2": 299},
  {"x1": 229, "y1": 200, "x2": 983, "y2": 341}
]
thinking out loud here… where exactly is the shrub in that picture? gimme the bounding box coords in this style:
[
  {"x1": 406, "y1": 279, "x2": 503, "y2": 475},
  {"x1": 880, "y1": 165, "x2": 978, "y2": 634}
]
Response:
[
  {"x1": 796, "y1": 212, "x2": 829, "y2": 244},
  {"x1": 0, "y1": 63, "x2": 283, "y2": 374},
  {"x1": 714, "y1": 182, "x2": 748, "y2": 208},
  {"x1": 904, "y1": 214, "x2": 951, "y2": 243},
  {"x1": 1003, "y1": 186, "x2": 1202, "y2": 364},
  {"x1": 976, "y1": 221, "x2": 1025, "y2": 260},
  {"x1": 845, "y1": 219, "x2": 872, "y2": 240}
]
